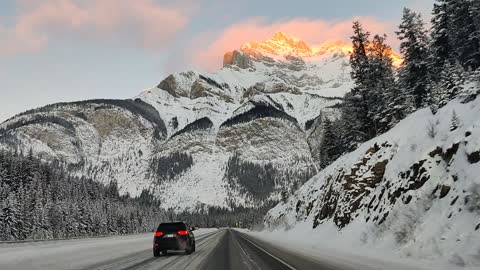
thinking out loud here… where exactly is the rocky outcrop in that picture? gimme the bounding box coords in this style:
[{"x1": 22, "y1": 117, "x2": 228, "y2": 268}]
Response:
[
  {"x1": 157, "y1": 71, "x2": 197, "y2": 97},
  {"x1": 158, "y1": 74, "x2": 180, "y2": 97},
  {"x1": 223, "y1": 50, "x2": 252, "y2": 69},
  {"x1": 190, "y1": 76, "x2": 234, "y2": 102}
]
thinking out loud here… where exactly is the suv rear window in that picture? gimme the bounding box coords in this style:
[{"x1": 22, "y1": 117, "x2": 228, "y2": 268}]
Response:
[{"x1": 157, "y1": 222, "x2": 187, "y2": 232}]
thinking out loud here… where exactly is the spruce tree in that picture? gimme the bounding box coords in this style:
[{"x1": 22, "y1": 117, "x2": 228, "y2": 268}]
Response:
[
  {"x1": 449, "y1": 0, "x2": 480, "y2": 70},
  {"x1": 341, "y1": 21, "x2": 376, "y2": 147},
  {"x1": 319, "y1": 117, "x2": 340, "y2": 168},
  {"x1": 431, "y1": 61, "x2": 465, "y2": 110},
  {"x1": 396, "y1": 8, "x2": 431, "y2": 109},
  {"x1": 459, "y1": 69, "x2": 480, "y2": 100},
  {"x1": 2, "y1": 193, "x2": 21, "y2": 240},
  {"x1": 471, "y1": 0, "x2": 480, "y2": 32},
  {"x1": 367, "y1": 34, "x2": 400, "y2": 133},
  {"x1": 450, "y1": 110, "x2": 460, "y2": 131},
  {"x1": 430, "y1": 0, "x2": 453, "y2": 78}
]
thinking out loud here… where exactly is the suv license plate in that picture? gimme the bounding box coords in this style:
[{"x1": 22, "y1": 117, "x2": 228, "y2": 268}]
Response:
[{"x1": 165, "y1": 234, "x2": 176, "y2": 238}]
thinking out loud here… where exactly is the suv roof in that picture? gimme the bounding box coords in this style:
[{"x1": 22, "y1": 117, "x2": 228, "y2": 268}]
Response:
[{"x1": 157, "y1": 222, "x2": 187, "y2": 232}]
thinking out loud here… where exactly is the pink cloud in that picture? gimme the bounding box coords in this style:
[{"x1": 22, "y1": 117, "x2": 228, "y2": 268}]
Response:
[
  {"x1": 0, "y1": 0, "x2": 191, "y2": 56},
  {"x1": 188, "y1": 17, "x2": 398, "y2": 71}
]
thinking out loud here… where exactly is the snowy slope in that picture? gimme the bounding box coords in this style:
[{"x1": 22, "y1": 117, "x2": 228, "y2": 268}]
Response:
[{"x1": 264, "y1": 91, "x2": 480, "y2": 267}]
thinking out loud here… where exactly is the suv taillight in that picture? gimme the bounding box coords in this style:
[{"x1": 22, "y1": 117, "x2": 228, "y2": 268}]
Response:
[
  {"x1": 154, "y1": 231, "x2": 164, "y2": 237},
  {"x1": 177, "y1": 230, "x2": 189, "y2": 235}
]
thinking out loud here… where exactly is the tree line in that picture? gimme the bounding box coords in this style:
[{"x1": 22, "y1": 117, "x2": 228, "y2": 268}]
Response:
[
  {"x1": 0, "y1": 150, "x2": 167, "y2": 241},
  {"x1": 319, "y1": 0, "x2": 480, "y2": 168}
]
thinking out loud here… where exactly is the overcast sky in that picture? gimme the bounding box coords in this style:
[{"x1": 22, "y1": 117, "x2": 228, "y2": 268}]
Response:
[{"x1": 0, "y1": 0, "x2": 435, "y2": 122}]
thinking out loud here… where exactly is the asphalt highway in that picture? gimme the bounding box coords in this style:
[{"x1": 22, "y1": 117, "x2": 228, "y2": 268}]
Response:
[{"x1": 0, "y1": 229, "x2": 430, "y2": 270}]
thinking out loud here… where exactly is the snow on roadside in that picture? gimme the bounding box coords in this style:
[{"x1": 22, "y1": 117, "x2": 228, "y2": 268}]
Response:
[{"x1": 243, "y1": 226, "x2": 475, "y2": 270}]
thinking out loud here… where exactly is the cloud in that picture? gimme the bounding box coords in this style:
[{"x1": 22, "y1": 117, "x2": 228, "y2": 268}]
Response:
[
  {"x1": 0, "y1": 0, "x2": 191, "y2": 56},
  {"x1": 183, "y1": 17, "x2": 397, "y2": 72}
]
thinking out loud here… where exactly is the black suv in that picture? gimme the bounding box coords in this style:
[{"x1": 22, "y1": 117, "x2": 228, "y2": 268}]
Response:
[{"x1": 153, "y1": 222, "x2": 196, "y2": 256}]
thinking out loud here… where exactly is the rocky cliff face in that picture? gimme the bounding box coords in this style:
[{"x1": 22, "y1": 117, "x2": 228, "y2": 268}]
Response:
[{"x1": 0, "y1": 32, "x2": 351, "y2": 211}]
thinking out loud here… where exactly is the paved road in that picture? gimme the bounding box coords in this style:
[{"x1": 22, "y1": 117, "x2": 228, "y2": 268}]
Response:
[
  {"x1": 201, "y1": 229, "x2": 342, "y2": 270},
  {"x1": 0, "y1": 229, "x2": 428, "y2": 270},
  {"x1": 84, "y1": 230, "x2": 222, "y2": 270},
  {"x1": 88, "y1": 229, "x2": 350, "y2": 270}
]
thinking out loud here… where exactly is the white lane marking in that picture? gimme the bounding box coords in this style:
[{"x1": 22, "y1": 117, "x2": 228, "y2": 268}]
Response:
[
  {"x1": 231, "y1": 231, "x2": 260, "y2": 270},
  {"x1": 237, "y1": 233, "x2": 297, "y2": 270}
]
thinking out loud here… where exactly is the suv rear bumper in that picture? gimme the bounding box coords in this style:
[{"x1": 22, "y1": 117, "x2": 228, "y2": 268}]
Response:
[{"x1": 154, "y1": 238, "x2": 189, "y2": 251}]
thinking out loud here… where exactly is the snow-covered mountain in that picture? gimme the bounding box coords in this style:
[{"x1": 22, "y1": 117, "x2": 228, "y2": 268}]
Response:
[
  {"x1": 0, "y1": 32, "x2": 359, "y2": 211},
  {"x1": 264, "y1": 83, "x2": 480, "y2": 267}
]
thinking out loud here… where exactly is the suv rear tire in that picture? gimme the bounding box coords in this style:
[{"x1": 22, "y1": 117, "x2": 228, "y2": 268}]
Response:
[
  {"x1": 153, "y1": 249, "x2": 160, "y2": 257},
  {"x1": 186, "y1": 244, "x2": 194, "y2": 254}
]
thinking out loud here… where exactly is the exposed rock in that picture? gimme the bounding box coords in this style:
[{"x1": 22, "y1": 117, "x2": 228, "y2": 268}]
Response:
[
  {"x1": 157, "y1": 74, "x2": 180, "y2": 97},
  {"x1": 467, "y1": 150, "x2": 480, "y2": 164},
  {"x1": 223, "y1": 50, "x2": 251, "y2": 69},
  {"x1": 451, "y1": 196, "x2": 459, "y2": 205},
  {"x1": 428, "y1": 144, "x2": 459, "y2": 164},
  {"x1": 444, "y1": 143, "x2": 459, "y2": 163},
  {"x1": 190, "y1": 77, "x2": 234, "y2": 103},
  {"x1": 440, "y1": 185, "x2": 451, "y2": 199},
  {"x1": 170, "y1": 117, "x2": 213, "y2": 139}
]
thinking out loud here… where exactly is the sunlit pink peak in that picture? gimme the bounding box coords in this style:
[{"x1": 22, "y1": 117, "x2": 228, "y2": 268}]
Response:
[
  {"x1": 236, "y1": 32, "x2": 403, "y2": 66},
  {"x1": 241, "y1": 32, "x2": 314, "y2": 58}
]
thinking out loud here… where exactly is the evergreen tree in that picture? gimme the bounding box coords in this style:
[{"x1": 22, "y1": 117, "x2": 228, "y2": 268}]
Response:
[
  {"x1": 450, "y1": 110, "x2": 460, "y2": 131},
  {"x1": 339, "y1": 22, "x2": 400, "y2": 153},
  {"x1": 367, "y1": 34, "x2": 401, "y2": 133},
  {"x1": 339, "y1": 21, "x2": 376, "y2": 150},
  {"x1": 449, "y1": 0, "x2": 480, "y2": 70},
  {"x1": 319, "y1": 118, "x2": 340, "y2": 168},
  {"x1": 431, "y1": 0, "x2": 480, "y2": 71},
  {"x1": 431, "y1": 61, "x2": 465, "y2": 110},
  {"x1": 1, "y1": 193, "x2": 21, "y2": 240},
  {"x1": 430, "y1": 0, "x2": 453, "y2": 78},
  {"x1": 471, "y1": 0, "x2": 480, "y2": 32},
  {"x1": 396, "y1": 8, "x2": 431, "y2": 108},
  {"x1": 350, "y1": 21, "x2": 371, "y2": 86}
]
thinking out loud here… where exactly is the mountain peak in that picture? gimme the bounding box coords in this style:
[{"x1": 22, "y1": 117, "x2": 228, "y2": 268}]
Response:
[
  {"x1": 241, "y1": 32, "x2": 314, "y2": 58},
  {"x1": 271, "y1": 31, "x2": 293, "y2": 42},
  {"x1": 224, "y1": 32, "x2": 403, "y2": 68}
]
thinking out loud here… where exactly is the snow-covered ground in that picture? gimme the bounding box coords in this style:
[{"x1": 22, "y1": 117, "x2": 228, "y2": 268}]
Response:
[
  {"x1": 244, "y1": 227, "x2": 475, "y2": 270},
  {"x1": 0, "y1": 229, "x2": 218, "y2": 270}
]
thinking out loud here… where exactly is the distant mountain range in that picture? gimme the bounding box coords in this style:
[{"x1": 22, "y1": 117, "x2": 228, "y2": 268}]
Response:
[{"x1": 0, "y1": 32, "x2": 375, "y2": 211}]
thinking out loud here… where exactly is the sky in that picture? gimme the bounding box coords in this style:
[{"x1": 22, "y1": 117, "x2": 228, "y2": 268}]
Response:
[{"x1": 0, "y1": 0, "x2": 435, "y2": 122}]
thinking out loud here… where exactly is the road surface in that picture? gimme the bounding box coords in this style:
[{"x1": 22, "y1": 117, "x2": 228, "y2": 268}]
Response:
[{"x1": 0, "y1": 229, "x2": 430, "y2": 270}]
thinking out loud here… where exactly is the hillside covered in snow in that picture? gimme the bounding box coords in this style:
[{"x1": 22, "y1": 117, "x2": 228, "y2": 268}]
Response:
[{"x1": 264, "y1": 88, "x2": 480, "y2": 267}]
